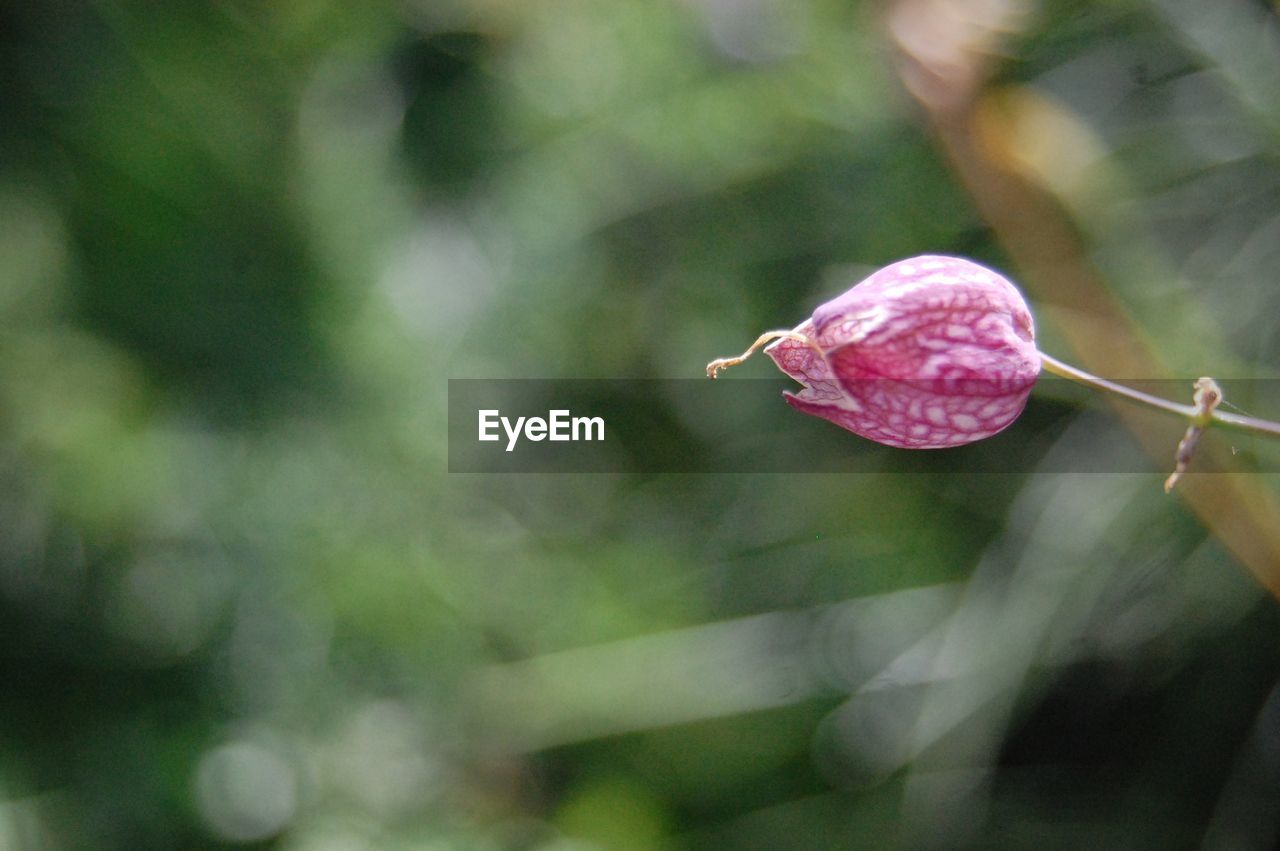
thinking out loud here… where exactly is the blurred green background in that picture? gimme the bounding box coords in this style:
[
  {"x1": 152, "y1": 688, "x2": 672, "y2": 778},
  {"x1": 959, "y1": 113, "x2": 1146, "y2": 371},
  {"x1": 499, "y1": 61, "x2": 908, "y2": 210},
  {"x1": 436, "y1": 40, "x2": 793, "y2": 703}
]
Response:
[{"x1": 4, "y1": 0, "x2": 1280, "y2": 848}]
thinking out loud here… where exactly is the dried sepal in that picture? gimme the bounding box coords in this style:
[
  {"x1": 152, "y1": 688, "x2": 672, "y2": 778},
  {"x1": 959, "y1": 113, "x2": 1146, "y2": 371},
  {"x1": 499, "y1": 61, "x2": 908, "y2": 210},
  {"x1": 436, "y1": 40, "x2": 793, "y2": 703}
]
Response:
[{"x1": 1164, "y1": 377, "x2": 1223, "y2": 493}]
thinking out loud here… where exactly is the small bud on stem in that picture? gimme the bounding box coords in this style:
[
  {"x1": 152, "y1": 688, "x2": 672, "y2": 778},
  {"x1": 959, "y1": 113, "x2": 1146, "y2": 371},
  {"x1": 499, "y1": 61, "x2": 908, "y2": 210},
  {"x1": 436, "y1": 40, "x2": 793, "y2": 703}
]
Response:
[
  {"x1": 706, "y1": 256, "x2": 1041, "y2": 448},
  {"x1": 708, "y1": 255, "x2": 1280, "y2": 486},
  {"x1": 1164, "y1": 377, "x2": 1223, "y2": 493}
]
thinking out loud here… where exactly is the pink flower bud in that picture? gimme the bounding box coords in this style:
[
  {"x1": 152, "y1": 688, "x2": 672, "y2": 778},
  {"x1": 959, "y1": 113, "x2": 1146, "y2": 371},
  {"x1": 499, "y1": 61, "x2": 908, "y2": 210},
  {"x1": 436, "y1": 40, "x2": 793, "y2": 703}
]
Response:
[{"x1": 747, "y1": 256, "x2": 1041, "y2": 448}]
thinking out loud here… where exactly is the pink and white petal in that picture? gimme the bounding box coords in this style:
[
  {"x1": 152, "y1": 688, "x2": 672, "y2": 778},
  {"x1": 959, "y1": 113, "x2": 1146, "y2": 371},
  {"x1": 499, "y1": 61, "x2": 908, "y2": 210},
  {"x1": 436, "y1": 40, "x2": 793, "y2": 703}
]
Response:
[{"x1": 764, "y1": 321, "x2": 849, "y2": 406}]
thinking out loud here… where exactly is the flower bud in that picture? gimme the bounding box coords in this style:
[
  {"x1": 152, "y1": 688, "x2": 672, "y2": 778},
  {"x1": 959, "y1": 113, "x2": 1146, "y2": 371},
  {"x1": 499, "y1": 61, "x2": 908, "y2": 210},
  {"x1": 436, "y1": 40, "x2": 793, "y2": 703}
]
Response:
[{"x1": 726, "y1": 255, "x2": 1041, "y2": 448}]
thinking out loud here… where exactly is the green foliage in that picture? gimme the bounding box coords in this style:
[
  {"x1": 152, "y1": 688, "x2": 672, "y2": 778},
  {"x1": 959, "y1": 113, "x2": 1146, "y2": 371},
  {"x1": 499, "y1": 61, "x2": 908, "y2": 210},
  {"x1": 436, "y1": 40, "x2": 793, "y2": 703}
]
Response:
[{"x1": 2, "y1": 0, "x2": 1279, "y2": 848}]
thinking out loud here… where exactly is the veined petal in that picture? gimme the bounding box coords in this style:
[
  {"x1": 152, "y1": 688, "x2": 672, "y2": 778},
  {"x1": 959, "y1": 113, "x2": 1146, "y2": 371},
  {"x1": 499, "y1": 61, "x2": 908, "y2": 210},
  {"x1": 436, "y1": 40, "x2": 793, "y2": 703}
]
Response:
[{"x1": 766, "y1": 256, "x2": 1041, "y2": 449}]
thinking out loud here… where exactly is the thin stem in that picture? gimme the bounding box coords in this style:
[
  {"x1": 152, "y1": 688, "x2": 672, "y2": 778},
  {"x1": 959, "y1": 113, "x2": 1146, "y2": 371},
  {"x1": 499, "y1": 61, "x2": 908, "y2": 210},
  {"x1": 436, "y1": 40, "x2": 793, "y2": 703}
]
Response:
[
  {"x1": 1039, "y1": 352, "x2": 1280, "y2": 440},
  {"x1": 707, "y1": 330, "x2": 821, "y2": 379}
]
